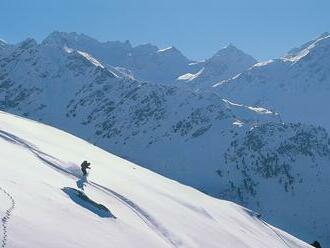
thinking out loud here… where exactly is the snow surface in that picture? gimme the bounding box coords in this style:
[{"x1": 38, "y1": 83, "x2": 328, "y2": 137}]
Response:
[
  {"x1": 76, "y1": 51, "x2": 105, "y2": 68},
  {"x1": 0, "y1": 111, "x2": 311, "y2": 248}
]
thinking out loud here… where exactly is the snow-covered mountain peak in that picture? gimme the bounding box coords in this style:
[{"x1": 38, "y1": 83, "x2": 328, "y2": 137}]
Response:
[
  {"x1": 154, "y1": 45, "x2": 190, "y2": 66},
  {"x1": 285, "y1": 32, "x2": 330, "y2": 60},
  {"x1": 210, "y1": 44, "x2": 257, "y2": 64},
  {"x1": 177, "y1": 45, "x2": 257, "y2": 89},
  {"x1": 157, "y1": 46, "x2": 184, "y2": 56},
  {"x1": 214, "y1": 44, "x2": 242, "y2": 55},
  {"x1": 42, "y1": 31, "x2": 96, "y2": 47},
  {"x1": 287, "y1": 32, "x2": 330, "y2": 55},
  {"x1": 42, "y1": 31, "x2": 76, "y2": 47},
  {"x1": 42, "y1": 31, "x2": 133, "y2": 57}
]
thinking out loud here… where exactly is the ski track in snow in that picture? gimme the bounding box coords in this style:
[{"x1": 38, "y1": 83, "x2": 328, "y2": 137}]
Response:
[
  {"x1": 261, "y1": 220, "x2": 292, "y2": 248},
  {"x1": 90, "y1": 181, "x2": 182, "y2": 247},
  {"x1": 0, "y1": 187, "x2": 15, "y2": 248},
  {"x1": 0, "y1": 130, "x2": 181, "y2": 247}
]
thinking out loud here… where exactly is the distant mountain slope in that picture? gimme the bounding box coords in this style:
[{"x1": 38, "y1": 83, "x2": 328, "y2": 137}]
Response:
[
  {"x1": 0, "y1": 34, "x2": 328, "y2": 246},
  {"x1": 177, "y1": 45, "x2": 257, "y2": 89},
  {"x1": 0, "y1": 39, "x2": 12, "y2": 58},
  {"x1": 214, "y1": 33, "x2": 330, "y2": 131},
  {"x1": 0, "y1": 39, "x2": 7, "y2": 50},
  {"x1": 0, "y1": 111, "x2": 312, "y2": 248},
  {"x1": 42, "y1": 31, "x2": 201, "y2": 83}
]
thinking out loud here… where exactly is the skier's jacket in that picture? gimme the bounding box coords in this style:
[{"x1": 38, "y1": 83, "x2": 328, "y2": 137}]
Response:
[{"x1": 81, "y1": 161, "x2": 91, "y2": 175}]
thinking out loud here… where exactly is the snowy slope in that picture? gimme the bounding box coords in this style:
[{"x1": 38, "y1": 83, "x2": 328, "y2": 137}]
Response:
[
  {"x1": 214, "y1": 33, "x2": 330, "y2": 131},
  {"x1": 42, "y1": 31, "x2": 200, "y2": 83},
  {"x1": 177, "y1": 45, "x2": 257, "y2": 90},
  {"x1": 0, "y1": 111, "x2": 311, "y2": 248},
  {"x1": 1, "y1": 34, "x2": 329, "y2": 246}
]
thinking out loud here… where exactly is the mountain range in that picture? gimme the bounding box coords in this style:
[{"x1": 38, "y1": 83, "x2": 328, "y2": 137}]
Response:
[
  {"x1": 41, "y1": 31, "x2": 202, "y2": 83},
  {"x1": 214, "y1": 32, "x2": 330, "y2": 132}
]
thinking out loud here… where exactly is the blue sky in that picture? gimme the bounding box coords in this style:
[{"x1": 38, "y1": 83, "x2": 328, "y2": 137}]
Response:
[{"x1": 0, "y1": 0, "x2": 329, "y2": 61}]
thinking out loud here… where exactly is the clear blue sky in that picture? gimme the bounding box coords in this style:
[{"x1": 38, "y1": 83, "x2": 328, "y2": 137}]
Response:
[{"x1": 0, "y1": 0, "x2": 329, "y2": 61}]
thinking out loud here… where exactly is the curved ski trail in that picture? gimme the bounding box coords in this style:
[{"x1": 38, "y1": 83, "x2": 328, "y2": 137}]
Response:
[
  {"x1": 261, "y1": 220, "x2": 292, "y2": 248},
  {"x1": 90, "y1": 181, "x2": 181, "y2": 247},
  {"x1": 0, "y1": 130, "x2": 181, "y2": 247},
  {"x1": 0, "y1": 187, "x2": 15, "y2": 248}
]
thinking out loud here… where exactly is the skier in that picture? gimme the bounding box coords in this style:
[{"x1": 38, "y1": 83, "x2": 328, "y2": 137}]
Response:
[{"x1": 81, "y1": 160, "x2": 91, "y2": 176}]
